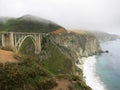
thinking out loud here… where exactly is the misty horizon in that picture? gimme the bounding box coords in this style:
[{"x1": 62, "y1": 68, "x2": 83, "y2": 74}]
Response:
[{"x1": 0, "y1": 0, "x2": 120, "y2": 35}]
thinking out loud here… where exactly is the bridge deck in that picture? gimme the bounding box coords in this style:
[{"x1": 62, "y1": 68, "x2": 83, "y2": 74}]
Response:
[{"x1": 0, "y1": 32, "x2": 45, "y2": 34}]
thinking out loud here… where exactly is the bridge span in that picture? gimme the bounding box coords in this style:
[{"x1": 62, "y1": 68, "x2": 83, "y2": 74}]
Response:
[{"x1": 0, "y1": 32, "x2": 43, "y2": 54}]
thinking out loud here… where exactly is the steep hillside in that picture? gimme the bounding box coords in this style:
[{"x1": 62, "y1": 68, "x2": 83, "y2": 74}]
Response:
[
  {"x1": 0, "y1": 15, "x2": 66, "y2": 33},
  {"x1": 40, "y1": 32, "x2": 101, "y2": 89},
  {"x1": 45, "y1": 32, "x2": 101, "y2": 73},
  {"x1": 19, "y1": 32, "x2": 101, "y2": 74},
  {"x1": 0, "y1": 31, "x2": 100, "y2": 90},
  {"x1": 11, "y1": 31, "x2": 101, "y2": 90}
]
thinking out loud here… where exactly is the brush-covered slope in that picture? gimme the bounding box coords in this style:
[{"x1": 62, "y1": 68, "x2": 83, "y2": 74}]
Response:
[
  {"x1": 0, "y1": 57, "x2": 57, "y2": 90},
  {"x1": 17, "y1": 32, "x2": 97, "y2": 90},
  {"x1": 18, "y1": 31, "x2": 101, "y2": 87},
  {"x1": 0, "y1": 15, "x2": 66, "y2": 33}
]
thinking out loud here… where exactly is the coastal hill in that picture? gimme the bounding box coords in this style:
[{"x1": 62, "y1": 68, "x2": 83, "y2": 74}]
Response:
[
  {"x1": 0, "y1": 15, "x2": 66, "y2": 33},
  {"x1": 71, "y1": 30, "x2": 120, "y2": 41},
  {"x1": 85, "y1": 30, "x2": 119, "y2": 41},
  {"x1": 0, "y1": 15, "x2": 101, "y2": 90}
]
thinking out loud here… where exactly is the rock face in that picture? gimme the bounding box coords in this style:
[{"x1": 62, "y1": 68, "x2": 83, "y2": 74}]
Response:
[
  {"x1": 47, "y1": 32, "x2": 101, "y2": 74},
  {"x1": 50, "y1": 32, "x2": 101, "y2": 60}
]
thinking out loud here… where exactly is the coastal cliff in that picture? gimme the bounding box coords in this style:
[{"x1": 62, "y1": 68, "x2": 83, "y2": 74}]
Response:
[
  {"x1": 40, "y1": 32, "x2": 101, "y2": 74},
  {"x1": 0, "y1": 31, "x2": 101, "y2": 90},
  {"x1": 38, "y1": 31, "x2": 101, "y2": 89},
  {"x1": 0, "y1": 15, "x2": 101, "y2": 90}
]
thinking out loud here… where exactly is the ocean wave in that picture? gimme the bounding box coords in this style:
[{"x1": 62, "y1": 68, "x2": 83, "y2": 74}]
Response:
[{"x1": 83, "y1": 56, "x2": 107, "y2": 90}]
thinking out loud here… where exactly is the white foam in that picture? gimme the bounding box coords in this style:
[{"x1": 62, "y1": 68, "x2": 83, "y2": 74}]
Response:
[{"x1": 83, "y1": 56, "x2": 107, "y2": 90}]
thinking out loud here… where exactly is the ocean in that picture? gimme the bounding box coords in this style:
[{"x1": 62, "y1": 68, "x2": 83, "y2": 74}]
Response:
[{"x1": 83, "y1": 39, "x2": 120, "y2": 90}]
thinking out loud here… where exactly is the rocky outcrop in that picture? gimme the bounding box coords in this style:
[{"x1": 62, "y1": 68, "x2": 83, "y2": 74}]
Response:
[
  {"x1": 50, "y1": 32, "x2": 101, "y2": 60},
  {"x1": 47, "y1": 32, "x2": 101, "y2": 75}
]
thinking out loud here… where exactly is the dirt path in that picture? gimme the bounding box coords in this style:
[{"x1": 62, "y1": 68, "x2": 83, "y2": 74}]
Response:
[
  {"x1": 0, "y1": 49, "x2": 18, "y2": 63},
  {"x1": 50, "y1": 79, "x2": 73, "y2": 90}
]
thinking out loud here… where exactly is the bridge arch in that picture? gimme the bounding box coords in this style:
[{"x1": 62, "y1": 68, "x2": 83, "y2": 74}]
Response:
[
  {"x1": 0, "y1": 32, "x2": 41, "y2": 54},
  {"x1": 15, "y1": 35, "x2": 41, "y2": 54}
]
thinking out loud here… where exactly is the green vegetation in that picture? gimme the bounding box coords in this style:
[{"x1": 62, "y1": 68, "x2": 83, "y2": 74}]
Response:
[
  {"x1": 41, "y1": 41, "x2": 73, "y2": 74},
  {"x1": 19, "y1": 35, "x2": 73, "y2": 75},
  {"x1": 0, "y1": 15, "x2": 63, "y2": 33},
  {"x1": 0, "y1": 57, "x2": 57, "y2": 90},
  {"x1": 10, "y1": 20, "x2": 61, "y2": 33}
]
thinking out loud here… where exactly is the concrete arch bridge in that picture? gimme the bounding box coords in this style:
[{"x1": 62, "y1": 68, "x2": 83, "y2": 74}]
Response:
[{"x1": 0, "y1": 32, "x2": 43, "y2": 54}]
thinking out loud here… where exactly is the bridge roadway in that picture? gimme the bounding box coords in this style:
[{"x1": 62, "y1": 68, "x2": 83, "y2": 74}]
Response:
[{"x1": 0, "y1": 32, "x2": 43, "y2": 54}]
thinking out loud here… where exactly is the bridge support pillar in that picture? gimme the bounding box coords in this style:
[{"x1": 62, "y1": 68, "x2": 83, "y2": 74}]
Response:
[
  {"x1": 10, "y1": 32, "x2": 14, "y2": 49},
  {"x1": 1, "y1": 32, "x2": 14, "y2": 50},
  {"x1": 35, "y1": 34, "x2": 41, "y2": 54},
  {"x1": 2, "y1": 34, "x2": 5, "y2": 47}
]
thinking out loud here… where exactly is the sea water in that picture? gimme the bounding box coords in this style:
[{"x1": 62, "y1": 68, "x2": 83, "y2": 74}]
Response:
[
  {"x1": 83, "y1": 39, "x2": 120, "y2": 90},
  {"x1": 96, "y1": 39, "x2": 120, "y2": 90}
]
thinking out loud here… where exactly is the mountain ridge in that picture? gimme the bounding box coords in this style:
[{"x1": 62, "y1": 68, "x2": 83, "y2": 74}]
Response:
[{"x1": 0, "y1": 15, "x2": 66, "y2": 33}]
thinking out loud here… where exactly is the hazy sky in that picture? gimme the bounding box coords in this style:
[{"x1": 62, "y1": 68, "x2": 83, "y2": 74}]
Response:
[{"x1": 0, "y1": 0, "x2": 120, "y2": 34}]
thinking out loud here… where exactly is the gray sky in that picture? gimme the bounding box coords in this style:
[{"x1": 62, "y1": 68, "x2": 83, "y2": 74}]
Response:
[{"x1": 0, "y1": 0, "x2": 120, "y2": 34}]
